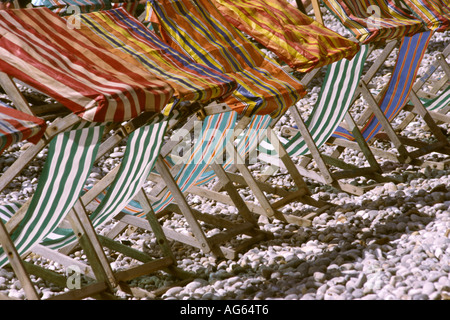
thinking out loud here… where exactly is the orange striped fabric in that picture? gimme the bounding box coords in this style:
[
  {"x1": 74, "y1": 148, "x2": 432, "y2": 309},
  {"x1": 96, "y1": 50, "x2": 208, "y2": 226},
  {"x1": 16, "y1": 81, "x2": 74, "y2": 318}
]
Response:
[
  {"x1": 210, "y1": 0, "x2": 360, "y2": 72},
  {"x1": 148, "y1": 0, "x2": 307, "y2": 119},
  {"x1": 400, "y1": 0, "x2": 450, "y2": 32},
  {"x1": 0, "y1": 8, "x2": 173, "y2": 122},
  {"x1": 322, "y1": 0, "x2": 425, "y2": 43}
]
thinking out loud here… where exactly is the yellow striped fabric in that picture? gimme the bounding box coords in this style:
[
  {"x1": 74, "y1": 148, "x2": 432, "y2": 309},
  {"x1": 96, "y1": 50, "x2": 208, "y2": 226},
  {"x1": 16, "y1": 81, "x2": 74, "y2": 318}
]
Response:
[
  {"x1": 76, "y1": 8, "x2": 237, "y2": 107},
  {"x1": 323, "y1": 0, "x2": 425, "y2": 43},
  {"x1": 211, "y1": 0, "x2": 360, "y2": 72},
  {"x1": 148, "y1": 0, "x2": 307, "y2": 119},
  {"x1": 400, "y1": 0, "x2": 450, "y2": 32}
]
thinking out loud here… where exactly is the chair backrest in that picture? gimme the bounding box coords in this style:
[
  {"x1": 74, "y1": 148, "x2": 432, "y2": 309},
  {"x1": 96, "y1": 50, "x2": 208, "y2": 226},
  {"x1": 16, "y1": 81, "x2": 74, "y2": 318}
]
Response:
[
  {"x1": 0, "y1": 104, "x2": 47, "y2": 154},
  {"x1": 148, "y1": 0, "x2": 307, "y2": 119},
  {"x1": 332, "y1": 31, "x2": 433, "y2": 142},
  {"x1": 0, "y1": 123, "x2": 104, "y2": 268},
  {"x1": 41, "y1": 120, "x2": 167, "y2": 250},
  {"x1": 322, "y1": 0, "x2": 425, "y2": 43},
  {"x1": 399, "y1": 0, "x2": 450, "y2": 32},
  {"x1": 210, "y1": 0, "x2": 360, "y2": 72}
]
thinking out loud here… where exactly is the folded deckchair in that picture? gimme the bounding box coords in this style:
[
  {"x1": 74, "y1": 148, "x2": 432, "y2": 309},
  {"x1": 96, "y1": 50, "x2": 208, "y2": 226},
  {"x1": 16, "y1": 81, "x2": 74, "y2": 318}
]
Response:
[
  {"x1": 148, "y1": 0, "x2": 334, "y2": 224},
  {"x1": 0, "y1": 123, "x2": 117, "y2": 300}
]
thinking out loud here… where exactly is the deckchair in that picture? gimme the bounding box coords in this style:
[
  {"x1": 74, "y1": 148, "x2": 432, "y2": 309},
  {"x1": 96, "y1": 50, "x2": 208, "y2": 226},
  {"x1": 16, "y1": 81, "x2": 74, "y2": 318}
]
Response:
[
  {"x1": 0, "y1": 7, "x2": 215, "y2": 297},
  {"x1": 0, "y1": 123, "x2": 118, "y2": 300},
  {"x1": 147, "y1": 0, "x2": 336, "y2": 225},
  {"x1": 397, "y1": 0, "x2": 450, "y2": 122},
  {"x1": 33, "y1": 119, "x2": 198, "y2": 296},
  {"x1": 0, "y1": 6, "x2": 176, "y2": 195},
  {"x1": 318, "y1": 2, "x2": 450, "y2": 167},
  {"x1": 206, "y1": 0, "x2": 398, "y2": 196},
  {"x1": 0, "y1": 106, "x2": 47, "y2": 300}
]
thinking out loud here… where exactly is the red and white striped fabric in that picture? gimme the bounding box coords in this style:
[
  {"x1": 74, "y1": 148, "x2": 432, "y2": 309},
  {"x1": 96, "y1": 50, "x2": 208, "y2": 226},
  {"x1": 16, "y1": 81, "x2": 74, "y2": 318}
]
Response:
[
  {"x1": 0, "y1": 103, "x2": 47, "y2": 154},
  {"x1": 0, "y1": 8, "x2": 174, "y2": 123}
]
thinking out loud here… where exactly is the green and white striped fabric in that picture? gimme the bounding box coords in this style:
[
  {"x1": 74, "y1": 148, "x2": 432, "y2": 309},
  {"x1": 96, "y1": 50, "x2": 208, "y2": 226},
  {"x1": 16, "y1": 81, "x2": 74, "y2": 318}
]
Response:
[
  {"x1": 258, "y1": 44, "x2": 369, "y2": 158},
  {"x1": 0, "y1": 123, "x2": 104, "y2": 268},
  {"x1": 40, "y1": 120, "x2": 168, "y2": 250},
  {"x1": 422, "y1": 85, "x2": 450, "y2": 112}
]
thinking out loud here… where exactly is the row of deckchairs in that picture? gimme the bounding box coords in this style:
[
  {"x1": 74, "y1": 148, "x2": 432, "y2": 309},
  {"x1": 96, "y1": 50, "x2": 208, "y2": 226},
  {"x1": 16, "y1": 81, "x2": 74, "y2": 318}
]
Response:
[{"x1": 0, "y1": 0, "x2": 449, "y2": 300}]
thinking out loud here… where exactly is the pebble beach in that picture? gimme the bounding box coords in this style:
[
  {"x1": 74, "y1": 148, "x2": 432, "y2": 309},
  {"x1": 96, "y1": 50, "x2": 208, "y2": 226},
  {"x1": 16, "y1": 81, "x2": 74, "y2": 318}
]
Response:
[{"x1": 0, "y1": 7, "x2": 449, "y2": 301}]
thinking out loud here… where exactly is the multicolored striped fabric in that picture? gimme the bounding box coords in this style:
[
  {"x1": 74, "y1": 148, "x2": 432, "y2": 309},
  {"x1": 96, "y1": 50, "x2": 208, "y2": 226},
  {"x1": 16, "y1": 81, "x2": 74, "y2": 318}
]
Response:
[
  {"x1": 38, "y1": 0, "x2": 139, "y2": 16},
  {"x1": 77, "y1": 8, "x2": 237, "y2": 109},
  {"x1": 0, "y1": 123, "x2": 104, "y2": 268},
  {"x1": 148, "y1": 0, "x2": 307, "y2": 119},
  {"x1": 399, "y1": 0, "x2": 450, "y2": 31},
  {"x1": 210, "y1": 0, "x2": 360, "y2": 72},
  {"x1": 0, "y1": 104, "x2": 47, "y2": 154},
  {"x1": 0, "y1": 8, "x2": 174, "y2": 122},
  {"x1": 322, "y1": 0, "x2": 425, "y2": 43},
  {"x1": 41, "y1": 121, "x2": 168, "y2": 250},
  {"x1": 333, "y1": 31, "x2": 433, "y2": 142}
]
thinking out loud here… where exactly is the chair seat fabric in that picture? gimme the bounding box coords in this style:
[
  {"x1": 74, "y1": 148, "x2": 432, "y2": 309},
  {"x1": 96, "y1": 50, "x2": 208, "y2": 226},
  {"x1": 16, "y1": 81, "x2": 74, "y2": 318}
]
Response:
[
  {"x1": 210, "y1": 0, "x2": 360, "y2": 72},
  {"x1": 400, "y1": 0, "x2": 450, "y2": 32},
  {"x1": 77, "y1": 8, "x2": 237, "y2": 108},
  {"x1": 322, "y1": 0, "x2": 425, "y2": 43}
]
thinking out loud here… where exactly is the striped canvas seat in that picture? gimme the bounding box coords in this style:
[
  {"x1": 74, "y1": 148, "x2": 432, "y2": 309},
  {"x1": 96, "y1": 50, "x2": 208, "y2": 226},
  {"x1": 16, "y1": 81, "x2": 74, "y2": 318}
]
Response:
[
  {"x1": 276, "y1": 45, "x2": 369, "y2": 157},
  {"x1": 210, "y1": 0, "x2": 360, "y2": 72},
  {"x1": 322, "y1": 0, "x2": 425, "y2": 43},
  {"x1": 35, "y1": 0, "x2": 140, "y2": 16},
  {"x1": 77, "y1": 8, "x2": 237, "y2": 109},
  {"x1": 148, "y1": 0, "x2": 307, "y2": 119},
  {"x1": 41, "y1": 121, "x2": 167, "y2": 250},
  {"x1": 0, "y1": 104, "x2": 47, "y2": 154},
  {"x1": 0, "y1": 8, "x2": 174, "y2": 123},
  {"x1": 333, "y1": 31, "x2": 433, "y2": 142},
  {"x1": 400, "y1": 0, "x2": 450, "y2": 32},
  {"x1": 0, "y1": 123, "x2": 108, "y2": 298}
]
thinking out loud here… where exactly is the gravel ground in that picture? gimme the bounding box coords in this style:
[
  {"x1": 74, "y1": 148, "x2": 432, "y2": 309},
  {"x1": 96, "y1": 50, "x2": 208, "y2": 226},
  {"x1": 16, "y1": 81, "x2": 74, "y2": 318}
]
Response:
[{"x1": 0, "y1": 7, "x2": 449, "y2": 301}]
